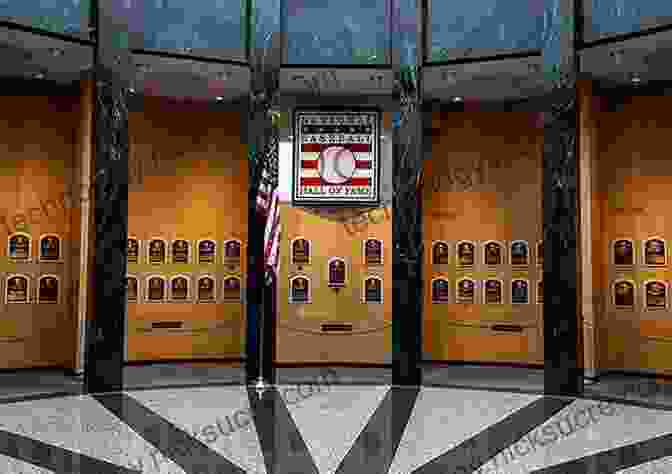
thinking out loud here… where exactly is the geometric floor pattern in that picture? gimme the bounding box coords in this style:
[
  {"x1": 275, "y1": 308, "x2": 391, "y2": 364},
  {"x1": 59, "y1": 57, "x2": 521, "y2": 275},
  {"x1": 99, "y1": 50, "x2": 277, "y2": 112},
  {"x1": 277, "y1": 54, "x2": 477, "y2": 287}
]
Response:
[{"x1": 0, "y1": 377, "x2": 671, "y2": 473}]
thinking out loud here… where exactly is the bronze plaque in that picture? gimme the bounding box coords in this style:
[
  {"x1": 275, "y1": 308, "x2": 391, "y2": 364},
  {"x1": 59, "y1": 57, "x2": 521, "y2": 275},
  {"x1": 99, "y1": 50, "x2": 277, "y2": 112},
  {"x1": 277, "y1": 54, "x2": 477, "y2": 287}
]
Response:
[
  {"x1": 432, "y1": 242, "x2": 449, "y2": 265},
  {"x1": 127, "y1": 239, "x2": 139, "y2": 264},
  {"x1": 457, "y1": 279, "x2": 475, "y2": 304},
  {"x1": 431, "y1": 278, "x2": 450, "y2": 304},
  {"x1": 613, "y1": 240, "x2": 633, "y2": 266},
  {"x1": 40, "y1": 236, "x2": 60, "y2": 261},
  {"x1": 613, "y1": 281, "x2": 634, "y2": 308},
  {"x1": 511, "y1": 279, "x2": 529, "y2": 304},
  {"x1": 292, "y1": 239, "x2": 310, "y2": 265},
  {"x1": 223, "y1": 277, "x2": 242, "y2": 301},
  {"x1": 328, "y1": 259, "x2": 346, "y2": 287},
  {"x1": 484, "y1": 279, "x2": 503, "y2": 304},
  {"x1": 291, "y1": 276, "x2": 310, "y2": 303},
  {"x1": 171, "y1": 277, "x2": 189, "y2": 301},
  {"x1": 6, "y1": 275, "x2": 28, "y2": 303},
  {"x1": 172, "y1": 240, "x2": 189, "y2": 264},
  {"x1": 364, "y1": 277, "x2": 382, "y2": 303},
  {"x1": 198, "y1": 277, "x2": 215, "y2": 301},
  {"x1": 537, "y1": 241, "x2": 544, "y2": 266},
  {"x1": 484, "y1": 242, "x2": 503, "y2": 266},
  {"x1": 646, "y1": 281, "x2": 666, "y2": 309},
  {"x1": 537, "y1": 280, "x2": 543, "y2": 304},
  {"x1": 364, "y1": 239, "x2": 383, "y2": 265},
  {"x1": 645, "y1": 239, "x2": 666, "y2": 266},
  {"x1": 149, "y1": 240, "x2": 166, "y2": 265},
  {"x1": 8, "y1": 234, "x2": 30, "y2": 261},
  {"x1": 198, "y1": 240, "x2": 216, "y2": 264},
  {"x1": 224, "y1": 240, "x2": 241, "y2": 261},
  {"x1": 126, "y1": 277, "x2": 138, "y2": 302},
  {"x1": 147, "y1": 277, "x2": 165, "y2": 301},
  {"x1": 457, "y1": 242, "x2": 474, "y2": 267},
  {"x1": 510, "y1": 241, "x2": 529, "y2": 266},
  {"x1": 38, "y1": 276, "x2": 59, "y2": 304}
]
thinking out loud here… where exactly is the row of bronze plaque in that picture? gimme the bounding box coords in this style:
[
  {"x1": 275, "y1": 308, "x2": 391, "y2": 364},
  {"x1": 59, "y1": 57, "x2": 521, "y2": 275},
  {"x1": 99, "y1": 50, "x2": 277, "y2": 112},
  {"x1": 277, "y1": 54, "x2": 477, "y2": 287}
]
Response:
[
  {"x1": 5, "y1": 233, "x2": 62, "y2": 262},
  {"x1": 610, "y1": 238, "x2": 669, "y2": 266},
  {"x1": 431, "y1": 240, "x2": 543, "y2": 267},
  {"x1": 3, "y1": 274, "x2": 61, "y2": 304},
  {"x1": 612, "y1": 280, "x2": 672, "y2": 310},
  {"x1": 427, "y1": 277, "x2": 543, "y2": 305},
  {"x1": 289, "y1": 275, "x2": 384, "y2": 304},
  {"x1": 125, "y1": 274, "x2": 242, "y2": 303},
  {"x1": 127, "y1": 238, "x2": 242, "y2": 265},
  {"x1": 290, "y1": 238, "x2": 383, "y2": 266}
]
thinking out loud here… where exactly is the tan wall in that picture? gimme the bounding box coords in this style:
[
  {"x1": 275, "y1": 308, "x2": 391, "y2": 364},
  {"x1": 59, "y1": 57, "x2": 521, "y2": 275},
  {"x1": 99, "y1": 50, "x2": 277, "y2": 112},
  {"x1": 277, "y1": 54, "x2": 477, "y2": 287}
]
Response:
[
  {"x1": 423, "y1": 111, "x2": 544, "y2": 364},
  {"x1": 276, "y1": 203, "x2": 392, "y2": 364},
  {"x1": 126, "y1": 98, "x2": 247, "y2": 361},
  {"x1": 594, "y1": 94, "x2": 672, "y2": 375},
  {"x1": 0, "y1": 95, "x2": 81, "y2": 369}
]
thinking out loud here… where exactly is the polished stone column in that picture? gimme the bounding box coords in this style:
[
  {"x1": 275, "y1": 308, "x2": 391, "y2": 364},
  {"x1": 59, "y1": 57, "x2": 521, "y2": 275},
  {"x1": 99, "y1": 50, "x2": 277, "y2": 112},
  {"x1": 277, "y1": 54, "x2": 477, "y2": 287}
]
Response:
[{"x1": 83, "y1": 0, "x2": 132, "y2": 394}]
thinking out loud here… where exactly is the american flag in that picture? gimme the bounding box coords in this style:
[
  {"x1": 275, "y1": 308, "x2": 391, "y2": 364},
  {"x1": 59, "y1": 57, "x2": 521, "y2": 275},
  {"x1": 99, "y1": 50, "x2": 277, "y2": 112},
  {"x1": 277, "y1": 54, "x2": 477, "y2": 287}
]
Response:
[{"x1": 255, "y1": 133, "x2": 281, "y2": 285}]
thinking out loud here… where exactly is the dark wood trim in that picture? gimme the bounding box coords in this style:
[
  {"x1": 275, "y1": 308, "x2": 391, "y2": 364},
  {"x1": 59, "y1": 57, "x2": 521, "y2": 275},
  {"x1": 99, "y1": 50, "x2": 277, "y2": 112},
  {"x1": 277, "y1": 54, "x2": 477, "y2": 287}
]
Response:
[
  {"x1": 421, "y1": 361, "x2": 544, "y2": 370},
  {"x1": 274, "y1": 362, "x2": 392, "y2": 368},
  {"x1": 124, "y1": 358, "x2": 245, "y2": 367}
]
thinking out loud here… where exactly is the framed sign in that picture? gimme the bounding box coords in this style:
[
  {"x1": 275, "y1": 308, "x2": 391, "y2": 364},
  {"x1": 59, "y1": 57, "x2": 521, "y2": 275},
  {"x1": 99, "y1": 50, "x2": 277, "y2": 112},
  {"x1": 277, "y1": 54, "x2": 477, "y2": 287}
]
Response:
[
  {"x1": 328, "y1": 258, "x2": 347, "y2": 288},
  {"x1": 197, "y1": 275, "x2": 216, "y2": 303},
  {"x1": 456, "y1": 278, "x2": 476, "y2": 304},
  {"x1": 291, "y1": 238, "x2": 311, "y2": 265},
  {"x1": 222, "y1": 276, "x2": 242, "y2": 302},
  {"x1": 363, "y1": 239, "x2": 383, "y2": 266},
  {"x1": 127, "y1": 238, "x2": 139, "y2": 264},
  {"x1": 171, "y1": 239, "x2": 191, "y2": 264},
  {"x1": 612, "y1": 239, "x2": 634, "y2": 267},
  {"x1": 510, "y1": 240, "x2": 529, "y2": 267},
  {"x1": 39, "y1": 235, "x2": 61, "y2": 262},
  {"x1": 126, "y1": 275, "x2": 138, "y2": 303},
  {"x1": 170, "y1": 275, "x2": 191, "y2": 302},
  {"x1": 431, "y1": 277, "x2": 450, "y2": 304},
  {"x1": 511, "y1": 279, "x2": 529, "y2": 304},
  {"x1": 456, "y1": 241, "x2": 475, "y2": 268},
  {"x1": 292, "y1": 109, "x2": 381, "y2": 207},
  {"x1": 643, "y1": 237, "x2": 666, "y2": 267},
  {"x1": 146, "y1": 275, "x2": 166, "y2": 303},
  {"x1": 363, "y1": 276, "x2": 383, "y2": 304},
  {"x1": 223, "y1": 239, "x2": 242, "y2": 265},
  {"x1": 38, "y1": 275, "x2": 60, "y2": 304},
  {"x1": 612, "y1": 279, "x2": 634, "y2": 309},
  {"x1": 432, "y1": 241, "x2": 449, "y2": 265},
  {"x1": 290, "y1": 275, "x2": 311, "y2": 303},
  {"x1": 8, "y1": 233, "x2": 31, "y2": 261},
  {"x1": 5, "y1": 274, "x2": 30, "y2": 304},
  {"x1": 644, "y1": 280, "x2": 667, "y2": 310},
  {"x1": 484, "y1": 279, "x2": 503, "y2": 304},
  {"x1": 197, "y1": 239, "x2": 217, "y2": 265},
  {"x1": 484, "y1": 241, "x2": 504, "y2": 267},
  {"x1": 148, "y1": 238, "x2": 167, "y2": 265}
]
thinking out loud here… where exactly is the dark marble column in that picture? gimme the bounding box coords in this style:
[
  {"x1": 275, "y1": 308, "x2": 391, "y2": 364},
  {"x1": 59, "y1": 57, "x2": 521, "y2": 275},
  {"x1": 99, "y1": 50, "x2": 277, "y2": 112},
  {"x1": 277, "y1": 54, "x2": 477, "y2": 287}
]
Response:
[{"x1": 83, "y1": 0, "x2": 131, "y2": 394}]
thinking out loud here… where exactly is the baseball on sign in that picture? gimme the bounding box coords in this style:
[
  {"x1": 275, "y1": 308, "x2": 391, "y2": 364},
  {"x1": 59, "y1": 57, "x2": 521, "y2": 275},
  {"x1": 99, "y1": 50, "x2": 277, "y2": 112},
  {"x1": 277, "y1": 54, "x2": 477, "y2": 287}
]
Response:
[{"x1": 318, "y1": 146, "x2": 356, "y2": 185}]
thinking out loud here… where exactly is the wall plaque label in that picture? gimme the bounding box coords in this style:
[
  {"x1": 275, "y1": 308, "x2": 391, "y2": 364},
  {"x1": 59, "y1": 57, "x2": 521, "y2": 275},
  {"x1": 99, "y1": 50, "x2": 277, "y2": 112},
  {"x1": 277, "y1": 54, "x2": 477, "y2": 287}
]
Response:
[
  {"x1": 484, "y1": 279, "x2": 503, "y2": 304},
  {"x1": 363, "y1": 277, "x2": 383, "y2": 303},
  {"x1": 8, "y1": 233, "x2": 30, "y2": 261},
  {"x1": 645, "y1": 280, "x2": 667, "y2": 310},
  {"x1": 484, "y1": 241, "x2": 503, "y2": 266},
  {"x1": 456, "y1": 278, "x2": 475, "y2": 304},
  {"x1": 431, "y1": 278, "x2": 450, "y2": 304},
  {"x1": 456, "y1": 241, "x2": 475, "y2": 267},
  {"x1": 172, "y1": 240, "x2": 190, "y2": 264},
  {"x1": 39, "y1": 235, "x2": 60, "y2": 261},
  {"x1": 613, "y1": 239, "x2": 634, "y2": 266},
  {"x1": 328, "y1": 258, "x2": 347, "y2": 288},
  {"x1": 510, "y1": 240, "x2": 529, "y2": 267},
  {"x1": 290, "y1": 276, "x2": 310, "y2": 303},
  {"x1": 126, "y1": 276, "x2": 138, "y2": 303},
  {"x1": 197, "y1": 276, "x2": 216, "y2": 302},
  {"x1": 148, "y1": 239, "x2": 166, "y2": 265},
  {"x1": 644, "y1": 238, "x2": 666, "y2": 266},
  {"x1": 224, "y1": 240, "x2": 242, "y2": 264},
  {"x1": 198, "y1": 240, "x2": 216, "y2": 264},
  {"x1": 127, "y1": 238, "x2": 139, "y2": 264},
  {"x1": 364, "y1": 239, "x2": 383, "y2": 265},
  {"x1": 6, "y1": 275, "x2": 29, "y2": 303},
  {"x1": 147, "y1": 276, "x2": 165, "y2": 302},
  {"x1": 291, "y1": 238, "x2": 310, "y2": 265},
  {"x1": 511, "y1": 279, "x2": 529, "y2": 304},
  {"x1": 223, "y1": 276, "x2": 242, "y2": 302},
  {"x1": 38, "y1": 275, "x2": 59, "y2": 304},
  {"x1": 432, "y1": 241, "x2": 449, "y2": 265},
  {"x1": 613, "y1": 280, "x2": 634, "y2": 309},
  {"x1": 171, "y1": 276, "x2": 189, "y2": 301}
]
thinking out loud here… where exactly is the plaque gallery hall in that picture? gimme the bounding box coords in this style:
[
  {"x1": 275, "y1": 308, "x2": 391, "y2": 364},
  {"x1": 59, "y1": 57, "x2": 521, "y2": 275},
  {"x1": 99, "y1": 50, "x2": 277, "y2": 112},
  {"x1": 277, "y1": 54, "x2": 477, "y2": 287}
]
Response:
[{"x1": 0, "y1": 1, "x2": 672, "y2": 473}]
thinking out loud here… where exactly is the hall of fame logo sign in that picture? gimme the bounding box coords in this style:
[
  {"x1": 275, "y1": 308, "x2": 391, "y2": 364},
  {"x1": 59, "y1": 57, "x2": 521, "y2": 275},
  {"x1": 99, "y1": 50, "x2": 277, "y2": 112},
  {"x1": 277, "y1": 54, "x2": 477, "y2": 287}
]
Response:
[{"x1": 292, "y1": 109, "x2": 381, "y2": 207}]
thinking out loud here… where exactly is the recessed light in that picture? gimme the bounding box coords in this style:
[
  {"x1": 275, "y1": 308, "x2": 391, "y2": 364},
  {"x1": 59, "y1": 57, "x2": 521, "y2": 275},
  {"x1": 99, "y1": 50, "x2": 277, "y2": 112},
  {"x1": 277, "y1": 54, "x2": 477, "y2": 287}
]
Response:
[
  {"x1": 34, "y1": 72, "x2": 45, "y2": 79},
  {"x1": 50, "y1": 48, "x2": 64, "y2": 57},
  {"x1": 452, "y1": 96, "x2": 463, "y2": 102},
  {"x1": 216, "y1": 96, "x2": 223, "y2": 101},
  {"x1": 129, "y1": 87, "x2": 135, "y2": 93},
  {"x1": 631, "y1": 75, "x2": 641, "y2": 84}
]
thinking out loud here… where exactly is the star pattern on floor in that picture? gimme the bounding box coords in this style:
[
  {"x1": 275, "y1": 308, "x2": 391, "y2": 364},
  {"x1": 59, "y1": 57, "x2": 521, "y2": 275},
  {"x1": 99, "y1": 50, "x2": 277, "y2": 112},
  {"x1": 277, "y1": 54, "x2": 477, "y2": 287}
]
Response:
[{"x1": 0, "y1": 383, "x2": 671, "y2": 474}]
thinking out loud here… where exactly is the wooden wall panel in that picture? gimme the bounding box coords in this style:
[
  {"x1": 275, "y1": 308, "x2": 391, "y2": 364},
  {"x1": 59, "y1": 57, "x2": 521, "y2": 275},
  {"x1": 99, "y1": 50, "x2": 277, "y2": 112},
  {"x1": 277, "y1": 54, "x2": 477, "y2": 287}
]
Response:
[{"x1": 126, "y1": 100, "x2": 247, "y2": 361}]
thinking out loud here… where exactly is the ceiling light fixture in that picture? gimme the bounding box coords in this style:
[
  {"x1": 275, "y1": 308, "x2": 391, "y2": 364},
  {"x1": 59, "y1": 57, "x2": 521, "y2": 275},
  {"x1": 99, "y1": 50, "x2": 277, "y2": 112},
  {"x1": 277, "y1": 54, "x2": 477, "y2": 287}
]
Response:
[
  {"x1": 34, "y1": 72, "x2": 45, "y2": 79},
  {"x1": 216, "y1": 96, "x2": 223, "y2": 101},
  {"x1": 50, "y1": 48, "x2": 64, "y2": 57},
  {"x1": 452, "y1": 96, "x2": 463, "y2": 102},
  {"x1": 632, "y1": 75, "x2": 641, "y2": 84}
]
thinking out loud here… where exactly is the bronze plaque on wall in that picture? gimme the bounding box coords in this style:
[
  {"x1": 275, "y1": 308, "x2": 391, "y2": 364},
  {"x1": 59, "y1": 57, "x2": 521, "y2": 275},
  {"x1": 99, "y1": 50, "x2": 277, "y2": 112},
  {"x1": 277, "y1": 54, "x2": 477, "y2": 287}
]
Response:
[
  {"x1": 171, "y1": 276, "x2": 189, "y2": 301},
  {"x1": 292, "y1": 238, "x2": 310, "y2": 265},
  {"x1": 456, "y1": 278, "x2": 475, "y2": 304},
  {"x1": 456, "y1": 241, "x2": 475, "y2": 267},
  {"x1": 363, "y1": 277, "x2": 383, "y2": 303},
  {"x1": 511, "y1": 279, "x2": 529, "y2": 304},
  {"x1": 364, "y1": 239, "x2": 383, "y2": 265},
  {"x1": 148, "y1": 239, "x2": 166, "y2": 265},
  {"x1": 126, "y1": 276, "x2": 138, "y2": 303},
  {"x1": 38, "y1": 276, "x2": 59, "y2": 304},
  {"x1": 644, "y1": 238, "x2": 666, "y2": 266},
  {"x1": 645, "y1": 281, "x2": 667, "y2": 310},
  {"x1": 328, "y1": 259, "x2": 347, "y2": 287},
  {"x1": 147, "y1": 276, "x2": 165, "y2": 302},
  {"x1": 224, "y1": 240, "x2": 241, "y2": 262},
  {"x1": 484, "y1": 279, "x2": 503, "y2": 304},
  {"x1": 613, "y1": 280, "x2": 634, "y2": 309},
  {"x1": 6, "y1": 275, "x2": 29, "y2": 303},
  {"x1": 613, "y1": 239, "x2": 634, "y2": 266},
  {"x1": 127, "y1": 238, "x2": 139, "y2": 264},
  {"x1": 198, "y1": 240, "x2": 217, "y2": 264},
  {"x1": 8, "y1": 234, "x2": 30, "y2": 261},
  {"x1": 432, "y1": 241, "x2": 449, "y2": 265},
  {"x1": 510, "y1": 241, "x2": 529, "y2": 267},
  {"x1": 39, "y1": 236, "x2": 60, "y2": 261},
  {"x1": 484, "y1": 242, "x2": 503, "y2": 266},
  {"x1": 172, "y1": 240, "x2": 190, "y2": 264},
  {"x1": 197, "y1": 276, "x2": 216, "y2": 302},
  {"x1": 223, "y1": 276, "x2": 242, "y2": 302},
  {"x1": 290, "y1": 276, "x2": 310, "y2": 303},
  {"x1": 431, "y1": 278, "x2": 450, "y2": 304}
]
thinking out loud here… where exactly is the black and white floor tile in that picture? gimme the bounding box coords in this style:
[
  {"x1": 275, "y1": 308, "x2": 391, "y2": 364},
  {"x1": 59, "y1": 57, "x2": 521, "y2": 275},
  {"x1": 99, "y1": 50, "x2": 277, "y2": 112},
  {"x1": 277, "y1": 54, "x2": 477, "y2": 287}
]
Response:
[{"x1": 0, "y1": 379, "x2": 671, "y2": 474}]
